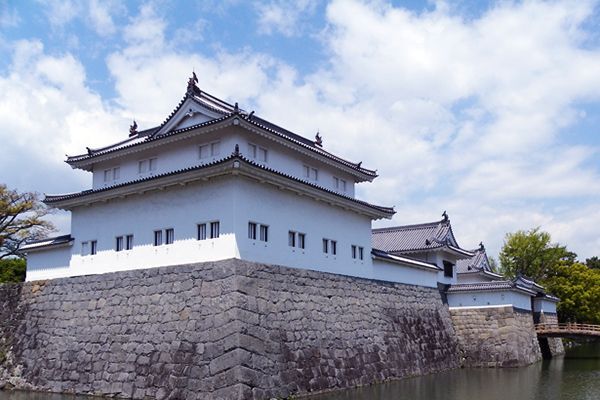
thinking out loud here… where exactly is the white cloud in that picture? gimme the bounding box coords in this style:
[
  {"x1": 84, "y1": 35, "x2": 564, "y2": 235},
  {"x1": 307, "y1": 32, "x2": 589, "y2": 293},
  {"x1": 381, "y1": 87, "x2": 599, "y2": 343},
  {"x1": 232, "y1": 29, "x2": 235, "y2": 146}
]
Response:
[
  {"x1": 0, "y1": 40, "x2": 127, "y2": 196},
  {"x1": 88, "y1": 0, "x2": 119, "y2": 36},
  {"x1": 38, "y1": 0, "x2": 80, "y2": 28},
  {"x1": 255, "y1": 0, "x2": 318, "y2": 37}
]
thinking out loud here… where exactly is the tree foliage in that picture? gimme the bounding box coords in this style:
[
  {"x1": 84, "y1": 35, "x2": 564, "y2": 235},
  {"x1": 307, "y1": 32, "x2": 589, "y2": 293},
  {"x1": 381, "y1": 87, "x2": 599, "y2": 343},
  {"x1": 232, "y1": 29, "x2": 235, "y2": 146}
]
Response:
[
  {"x1": 498, "y1": 227, "x2": 575, "y2": 281},
  {"x1": 0, "y1": 258, "x2": 26, "y2": 283},
  {"x1": 586, "y1": 256, "x2": 600, "y2": 270},
  {"x1": 0, "y1": 184, "x2": 54, "y2": 259},
  {"x1": 544, "y1": 263, "x2": 600, "y2": 324}
]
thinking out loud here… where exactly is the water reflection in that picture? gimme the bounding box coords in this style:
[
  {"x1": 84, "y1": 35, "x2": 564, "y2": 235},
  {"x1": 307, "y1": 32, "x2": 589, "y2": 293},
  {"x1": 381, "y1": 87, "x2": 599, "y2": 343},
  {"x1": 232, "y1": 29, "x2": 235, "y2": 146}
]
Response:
[{"x1": 311, "y1": 342, "x2": 600, "y2": 400}]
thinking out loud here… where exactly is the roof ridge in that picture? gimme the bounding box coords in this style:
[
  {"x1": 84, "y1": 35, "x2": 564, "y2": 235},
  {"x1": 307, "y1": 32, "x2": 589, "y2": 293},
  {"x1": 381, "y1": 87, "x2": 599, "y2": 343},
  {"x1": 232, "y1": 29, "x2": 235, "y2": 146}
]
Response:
[{"x1": 372, "y1": 219, "x2": 445, "y2": 232}]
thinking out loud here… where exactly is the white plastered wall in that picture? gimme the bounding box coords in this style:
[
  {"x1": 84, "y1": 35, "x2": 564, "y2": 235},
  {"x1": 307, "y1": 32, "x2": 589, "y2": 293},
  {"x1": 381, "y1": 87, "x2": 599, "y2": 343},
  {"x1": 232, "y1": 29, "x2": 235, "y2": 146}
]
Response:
[{"x1": 447, "y1": 290, "x2": 533, "y2": 311}]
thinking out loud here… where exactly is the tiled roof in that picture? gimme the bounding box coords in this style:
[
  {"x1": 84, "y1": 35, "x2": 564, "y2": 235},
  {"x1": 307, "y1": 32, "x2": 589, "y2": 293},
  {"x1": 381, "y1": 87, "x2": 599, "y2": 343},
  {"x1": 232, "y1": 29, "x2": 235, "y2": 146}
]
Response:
[
  {"x1": 66, "y1": 84, "x2": 376, "y2": 178},
  {"x1": 21, "y1": 234, "x2": 73, "y2": 251},
  {"x1": 46, "y1": 153, "x2": 395, "y2": 217},
  {"x1": 446, "y1": 280, "x2": 515, "y2": 292},
  {"x1": 456, "y1": 246, "x2": 493, "y2": 274},
  {"x1": 371, "y1": 217, "x2": 472, "y2": 256}
]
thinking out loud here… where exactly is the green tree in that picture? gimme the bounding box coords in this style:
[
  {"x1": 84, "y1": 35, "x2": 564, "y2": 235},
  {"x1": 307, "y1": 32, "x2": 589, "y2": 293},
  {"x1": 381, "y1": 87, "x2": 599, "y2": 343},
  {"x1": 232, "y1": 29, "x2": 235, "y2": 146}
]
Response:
[
  {"x1": 0, "y1": 258, "x2": 26, "y2": 283},
  {"x1": 544, "y1": 263, "x2": 600, "y2": 324},
  {"x1": 0, "y1": 184, "x2": 54, "y2": 259},
  {"x1": 498, "y1": 227, "x2": 574, "y2": 281},
  {"x1": 586, "y1": 256, "x2": 600, "y2": 270}
]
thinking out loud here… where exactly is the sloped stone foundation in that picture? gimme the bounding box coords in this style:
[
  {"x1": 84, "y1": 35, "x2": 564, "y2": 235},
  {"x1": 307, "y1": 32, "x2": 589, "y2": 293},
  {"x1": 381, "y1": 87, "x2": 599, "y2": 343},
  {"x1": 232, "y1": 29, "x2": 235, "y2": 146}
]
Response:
[
  {"x1": 450, "y1": 306, "x2": 542, "y2": 368},
  {"x1": 0, "y1": 259, "x2": 460, "y2": 399}
]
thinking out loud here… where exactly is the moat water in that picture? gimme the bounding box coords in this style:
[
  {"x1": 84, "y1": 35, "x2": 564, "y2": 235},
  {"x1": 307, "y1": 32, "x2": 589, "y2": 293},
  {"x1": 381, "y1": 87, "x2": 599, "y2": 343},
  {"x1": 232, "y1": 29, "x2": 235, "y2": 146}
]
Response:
[{"x1": 0, "y1": 342, "x2": 598, "y2": 400}]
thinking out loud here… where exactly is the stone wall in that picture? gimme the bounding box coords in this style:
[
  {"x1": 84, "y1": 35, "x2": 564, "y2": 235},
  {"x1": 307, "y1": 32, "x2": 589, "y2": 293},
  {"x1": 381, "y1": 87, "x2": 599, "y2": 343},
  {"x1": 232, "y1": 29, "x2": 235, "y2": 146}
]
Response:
[
  {"x1": 449, "y1": 306, "x2": 542, "y2": 368},
  {"x1": 537, "y1": 313, "x2": 565, "y2": 358},
  {"x1": 0, "y1": 259, "x2": 460, "y2": 399}
]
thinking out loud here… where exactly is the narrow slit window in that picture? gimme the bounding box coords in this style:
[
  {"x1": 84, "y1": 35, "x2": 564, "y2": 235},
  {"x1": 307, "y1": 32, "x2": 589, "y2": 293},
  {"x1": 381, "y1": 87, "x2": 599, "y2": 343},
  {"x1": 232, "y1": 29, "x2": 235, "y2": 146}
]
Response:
[
  {"x1": 197, "y1": 223, "x2": 207, "y2": 240},
  {"x1": 116, "y1": 236, "x2": 124, "y2": 252},
  {"x1": 90, "y1": 240, "x2": 97, "y2": 255},
  {"x1": 210, "y1": 221, "x2": 220, "y2": 238},
  {"x1": 154, "y1": 230, "x2": 162, "y2": 246},
  {"x1": 331, "y1": 240, "x2": 337, "y2": 255},
  {"x1": 288, "y1": 231, "x2": 296, "y2": 247},
  {"x1": 298, "y1": 233, "x2": 305, "y2": 249},
  {"x1": 165, "y1": 228, "x2": 174, "y2": 245},
  {"x1": 322, "y1": 238, "x2": 329, "y2": 254},
  {"x1": 248, "y1": 222, "x2": 257, "y2": 240},
  {"x1": 351, "y1": 245, "x2": 357, "y2": 259},
  {"x1": 259, "y1": 225, "x2": 268, "y2": 242},
  {"x1": 126, "y1": 234, "x2": 134, "y2": 250},
  {"x1": 358, "y1": 246, "x2": 364, "y2": 260},
  {"x1": 81, "y1": 241, "x2": 89, "y2": 256}
]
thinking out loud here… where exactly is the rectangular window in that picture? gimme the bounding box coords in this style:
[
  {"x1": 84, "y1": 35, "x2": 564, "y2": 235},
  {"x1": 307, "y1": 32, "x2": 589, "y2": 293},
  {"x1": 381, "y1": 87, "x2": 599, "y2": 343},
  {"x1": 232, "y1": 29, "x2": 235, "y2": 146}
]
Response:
[
  {"x1": 259, "y1": 225, "x2": 268, "y2": 242},
  {"x1": 351, "y1": 245, "x2": 357, "y2": 259},
  {"x1": 210, "y1": 221, "x2": 220, "y2": 238},
  {"x1": 165, "y1": 228, "x2": 174, "y2": 245},
  {"x1": 154, "y1": 230, "x2": 162, "y2": 246},
  {"x1": 359, "y1": 246, "x2": 364, "y2": 260},
  {"x1": 197, "y1": 223, "x2": 207, "y2": 240},
  {"x1": 199, "y1": 144, "x2": 210, "y2": 159},
  {"x1": 443, "y1": 261, "x2": 454, "y2": 278},
  {"x1": 312, "y1": 168, "x2": 318, "y2": 181},
  {"x1": 258, "y1": 147, "x2": 268, "y2": 162},
  {"x1": 288, "y1": 231, "x2": 296, "y2": 247},
  {"x1": 298, "y1": 233, "x2": 305, "y2": 249},
  {"x1": 334, "y1": 177, "x2": 347, "y2": 192},
  {"x1": 125, "y1": 234, "x2": 134, "y2": 250},
  {"x1": 81, "y1": 241, "x2": 89, "y2": 256},
  {"x1": 103, "y1": 169, "x2": 111, "y2": 182},
  {"x1": 113, "y1": 167, "x2": 120, "y2": 180},
  {"x1": 323, "y1": 239, "x2": 337, "y2": 255},
  {"x1": 248, "y1": 143, "x2": 257, "y2": 158},
  {"x1": 248, "y1": 143, "x2": 268, "y2": 162},
  {"x1": 116, "y1": 236, "x2": 124, "y2": 252},
  {"x1": 199, "y1": 142, "x2": 220, "y2": 158},
  {"x1": 303, "y1": 165, "x2": 310, "y2": 178},
  {"x1": 138, "y1": 160, "x2": 148, "y2": 173},
  {"x1": 148, "y1": 158, "x2": 157, "y2": 171},
  {"x1": 211, "y1": 142, "x2": 220, "y2": 156},
  {"x1": 248, "y1": 222, "x2": 257, "y2": 240},
  {"x1": 90, "y1": 240, "x2": 97, "y2": 255}
]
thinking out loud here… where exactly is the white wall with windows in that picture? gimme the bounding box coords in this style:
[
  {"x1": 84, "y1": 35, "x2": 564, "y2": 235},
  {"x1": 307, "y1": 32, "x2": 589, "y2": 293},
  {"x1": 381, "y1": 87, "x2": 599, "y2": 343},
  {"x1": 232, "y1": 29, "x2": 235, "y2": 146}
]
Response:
[
  {"x1": 90, "y1": 126, "x2": 358, "y2": 197},
  {"x1": 27, "y1": 173, "x2": 412, "y2": 282}
]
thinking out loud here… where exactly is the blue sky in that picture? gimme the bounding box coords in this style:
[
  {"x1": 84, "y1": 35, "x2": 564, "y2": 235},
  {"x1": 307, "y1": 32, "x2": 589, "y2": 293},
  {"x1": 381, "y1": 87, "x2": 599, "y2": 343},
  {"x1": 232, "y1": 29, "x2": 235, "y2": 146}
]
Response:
[{"x1": 0, "y1": 0, "x2": 599, "y2": 260}]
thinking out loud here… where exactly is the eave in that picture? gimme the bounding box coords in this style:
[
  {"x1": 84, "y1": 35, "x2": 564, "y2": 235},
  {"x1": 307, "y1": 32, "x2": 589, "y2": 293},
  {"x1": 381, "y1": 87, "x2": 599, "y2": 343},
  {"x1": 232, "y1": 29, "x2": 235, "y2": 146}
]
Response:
[
  {"x1": 21, "y1": 235, "x2": 74, "y2": 253},
  {"x1": 46, "y1": 154, "x2": 395, "y2": 220},
  {"x1": 371, "y1": 249, "x2": 441, "y2": 272}
]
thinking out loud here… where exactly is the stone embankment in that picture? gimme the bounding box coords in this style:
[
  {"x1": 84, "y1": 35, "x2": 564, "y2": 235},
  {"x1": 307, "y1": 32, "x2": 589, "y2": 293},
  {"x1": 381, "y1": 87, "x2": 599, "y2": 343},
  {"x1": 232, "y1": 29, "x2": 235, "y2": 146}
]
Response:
[
  {"x1": 0, "y1": 259, "x2": 460, "y2": 399},
  {"x1": 449, "y1": 306, "x2": 543, "y2": 367}
]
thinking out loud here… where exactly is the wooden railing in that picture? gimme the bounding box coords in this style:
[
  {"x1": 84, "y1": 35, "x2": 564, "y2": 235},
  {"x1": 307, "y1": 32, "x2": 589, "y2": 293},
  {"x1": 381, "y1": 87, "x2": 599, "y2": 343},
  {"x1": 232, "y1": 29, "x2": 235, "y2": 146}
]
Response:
[{"x1": 535, "y1": 323, "x2": 600, "y2": 337}]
